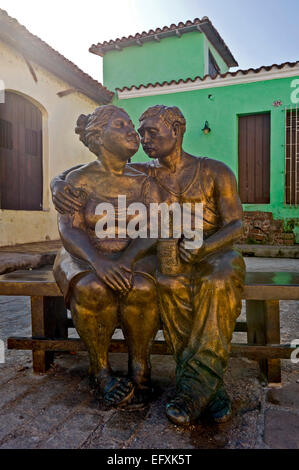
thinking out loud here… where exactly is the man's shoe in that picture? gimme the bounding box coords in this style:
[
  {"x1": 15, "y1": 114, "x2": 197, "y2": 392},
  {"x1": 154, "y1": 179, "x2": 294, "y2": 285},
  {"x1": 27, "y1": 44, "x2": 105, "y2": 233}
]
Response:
[
  {"x1": 166, "y1": 394, "x2": 201, "y2": 426},
  {"x1": 206, "y1": 386, "x2": 232, "y2": 423}
]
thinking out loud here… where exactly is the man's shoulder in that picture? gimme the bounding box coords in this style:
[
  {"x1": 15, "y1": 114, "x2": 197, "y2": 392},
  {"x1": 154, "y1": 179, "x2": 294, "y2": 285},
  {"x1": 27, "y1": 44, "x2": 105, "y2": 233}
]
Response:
[{"x1": 199, "y1": 157, "x2": 236, "y2": 180}]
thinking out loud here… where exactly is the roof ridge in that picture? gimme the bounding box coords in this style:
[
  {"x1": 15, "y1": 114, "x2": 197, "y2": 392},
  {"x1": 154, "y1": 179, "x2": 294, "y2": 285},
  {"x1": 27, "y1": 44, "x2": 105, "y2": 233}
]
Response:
[
  {"x1": 116, "y1": 60, "x2": 299, "y2": 92},
  {"x1": 89, "y1": 16, "x2": 238, "y2": 67},
  {"x1": 98, "y1": 17, "x2": 205, "y2": 46}
]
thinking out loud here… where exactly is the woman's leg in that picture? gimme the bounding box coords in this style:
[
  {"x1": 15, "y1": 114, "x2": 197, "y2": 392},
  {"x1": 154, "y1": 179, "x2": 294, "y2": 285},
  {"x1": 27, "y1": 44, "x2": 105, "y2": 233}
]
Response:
[
  {"x1": 120, "y1": 273, "x2": 160, "y2": 404},
  {"x1": 70, "y1": 272, "x2": 133, "y2": 405}
]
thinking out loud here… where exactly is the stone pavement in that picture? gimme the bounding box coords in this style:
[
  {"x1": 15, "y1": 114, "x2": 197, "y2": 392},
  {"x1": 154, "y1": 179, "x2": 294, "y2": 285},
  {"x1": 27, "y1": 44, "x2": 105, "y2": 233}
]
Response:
[{"x1": 0, "y1": 257, "x2": 298, "y2": 449}]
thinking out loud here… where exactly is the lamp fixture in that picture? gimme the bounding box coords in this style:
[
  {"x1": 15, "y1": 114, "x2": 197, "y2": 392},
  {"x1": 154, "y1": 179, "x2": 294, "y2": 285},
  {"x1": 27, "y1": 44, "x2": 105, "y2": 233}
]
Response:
[{"x1": 202, "y1": 121, "x2": 211, "y2": 135}]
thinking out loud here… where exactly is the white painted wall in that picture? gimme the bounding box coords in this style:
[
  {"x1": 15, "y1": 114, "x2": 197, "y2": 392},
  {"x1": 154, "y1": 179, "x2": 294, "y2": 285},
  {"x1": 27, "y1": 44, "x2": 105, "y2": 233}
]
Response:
[{"x1": 0, "y1": 41, "x2": 100, "y2": 246}]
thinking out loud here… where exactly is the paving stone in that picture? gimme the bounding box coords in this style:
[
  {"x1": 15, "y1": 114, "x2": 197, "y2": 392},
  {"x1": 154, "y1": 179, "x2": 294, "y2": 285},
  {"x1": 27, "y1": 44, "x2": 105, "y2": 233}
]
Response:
[
  {"x1": 0, "y1": 378, "x2": 36, "y2": 410},
  {"x1": 0, "y1": 411, "x2": 33, "y2": 442},
  {"x1": 267, "y1": 383, "x2": 299, "y2": 409},
  {"x1": 101, "y1": 408, "x2": 149, "y2": 442},
  {"x1": 0, "y1": 428, "x2": 48, "y2": 449},
  {"x1": 264, "y1": 408, "x2": 299, "y2": 449},
  {"x1": 41, "y1": 411, "x2": 103, "y2": 449}
]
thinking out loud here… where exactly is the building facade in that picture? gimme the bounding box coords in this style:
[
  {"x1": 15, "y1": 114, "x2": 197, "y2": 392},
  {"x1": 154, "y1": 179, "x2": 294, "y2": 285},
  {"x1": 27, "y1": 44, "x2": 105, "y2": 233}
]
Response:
[
  {"x1": 0, "y1": 9, "x2": 113, "y2": 246},
  {"x1": 91, "y1": 17, "x2": 299, "y2": 243}
]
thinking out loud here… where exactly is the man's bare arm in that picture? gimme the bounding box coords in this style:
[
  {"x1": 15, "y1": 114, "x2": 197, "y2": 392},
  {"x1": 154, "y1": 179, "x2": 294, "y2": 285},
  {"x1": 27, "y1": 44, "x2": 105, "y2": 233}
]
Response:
[
  {"x1": 180, "y1": 162, "x2": 243, "y2": 262},
  {"x1": 50, "y1": 164, "x2": 85, "y2": 213}
]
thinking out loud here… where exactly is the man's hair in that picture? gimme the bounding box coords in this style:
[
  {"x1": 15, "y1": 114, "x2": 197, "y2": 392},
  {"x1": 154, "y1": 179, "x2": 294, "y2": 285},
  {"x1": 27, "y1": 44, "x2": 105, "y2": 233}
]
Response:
[{"x1": 139, "y1": 105, "x2": 186, "y2": 135}]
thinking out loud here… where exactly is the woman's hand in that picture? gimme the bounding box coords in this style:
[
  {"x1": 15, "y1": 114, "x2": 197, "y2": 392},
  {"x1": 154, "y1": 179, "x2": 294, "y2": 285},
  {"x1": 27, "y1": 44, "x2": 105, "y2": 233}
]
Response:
[
  {"x1": 178, "y1": 238, "x2": 206, "y2": 264},
  {"x1": 93, "y1": 258, "x2": 133, "y2": 295},
  {"x1": 52, "y1": 180, "x2": 85, "y2": 214}
]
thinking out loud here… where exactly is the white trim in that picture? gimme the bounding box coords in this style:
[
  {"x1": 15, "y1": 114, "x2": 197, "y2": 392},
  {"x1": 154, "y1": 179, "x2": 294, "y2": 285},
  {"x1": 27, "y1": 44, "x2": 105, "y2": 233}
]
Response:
[
  {"x1": 117, "y1": 64, "x2": 299, "y2": 99},
  {"x1": 203, "y1": 38, "x2": 209, "y2": 77}
]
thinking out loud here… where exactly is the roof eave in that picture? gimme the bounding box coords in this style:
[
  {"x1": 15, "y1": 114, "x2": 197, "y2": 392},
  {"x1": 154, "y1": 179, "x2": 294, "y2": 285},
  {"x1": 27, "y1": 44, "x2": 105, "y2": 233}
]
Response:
[
  {"x1": 89, "y1": 18, "x2": 238, "y2": 68},
  {"x1": 0, "y1": 12, "x2": 114, "y2": 105}
]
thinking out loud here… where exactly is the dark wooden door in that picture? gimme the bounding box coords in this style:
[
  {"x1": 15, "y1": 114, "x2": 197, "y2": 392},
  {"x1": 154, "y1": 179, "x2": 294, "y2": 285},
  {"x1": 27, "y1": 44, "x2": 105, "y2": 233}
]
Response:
[
  {"x1": 0, "y1": 92, "x2": 43, "y2": 210},
  {"x1": 238, "y1": 113, "x2": 270, "y2": 204}
]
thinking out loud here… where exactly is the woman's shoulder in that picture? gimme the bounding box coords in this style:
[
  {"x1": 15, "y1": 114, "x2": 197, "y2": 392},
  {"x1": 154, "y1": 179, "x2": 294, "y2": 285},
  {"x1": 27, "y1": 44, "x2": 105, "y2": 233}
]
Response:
[{"x1": 65, "y1": 161, "x2": 100, "y2": 186}]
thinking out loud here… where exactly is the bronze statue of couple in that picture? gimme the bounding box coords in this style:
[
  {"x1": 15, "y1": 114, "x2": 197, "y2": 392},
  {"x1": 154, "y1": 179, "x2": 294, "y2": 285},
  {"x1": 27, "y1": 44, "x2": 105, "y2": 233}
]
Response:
[{"x1": 51, "y1": 104, "x2": 245, "y2": 426}]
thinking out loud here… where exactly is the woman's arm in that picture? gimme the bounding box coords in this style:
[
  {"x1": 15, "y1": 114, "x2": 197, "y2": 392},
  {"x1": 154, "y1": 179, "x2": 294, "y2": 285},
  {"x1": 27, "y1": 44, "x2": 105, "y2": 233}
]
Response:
[{"x1": 58, "y1": 210, "x2": 132, "y2": 294}]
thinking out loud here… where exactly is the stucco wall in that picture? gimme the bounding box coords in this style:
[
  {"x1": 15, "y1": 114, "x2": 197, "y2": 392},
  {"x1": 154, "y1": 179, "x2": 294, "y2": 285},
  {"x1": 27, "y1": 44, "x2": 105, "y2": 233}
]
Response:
[
  {"x1": 103, "y1": 31, "x2": 207, "y2": 90},
  {"x1": 0, "y1": 41, "x2": 99, "y2": 246}
]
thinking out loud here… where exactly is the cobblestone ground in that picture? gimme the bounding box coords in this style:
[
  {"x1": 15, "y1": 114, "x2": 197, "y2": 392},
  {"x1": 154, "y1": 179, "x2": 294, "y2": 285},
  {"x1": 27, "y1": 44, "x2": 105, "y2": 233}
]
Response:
[{"x1": 0, "y1": 257, "x2": 298, "y2": 449}]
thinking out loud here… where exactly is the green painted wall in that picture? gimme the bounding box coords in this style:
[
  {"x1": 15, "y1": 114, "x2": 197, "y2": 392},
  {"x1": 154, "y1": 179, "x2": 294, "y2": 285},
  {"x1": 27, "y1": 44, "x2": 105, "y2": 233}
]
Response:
[
  {"x1": 103, "y1": 31, "x2": 207, "y2": 90},
  {"x1": 113, "y1": 75, "x2": 299, "y2": 240}
]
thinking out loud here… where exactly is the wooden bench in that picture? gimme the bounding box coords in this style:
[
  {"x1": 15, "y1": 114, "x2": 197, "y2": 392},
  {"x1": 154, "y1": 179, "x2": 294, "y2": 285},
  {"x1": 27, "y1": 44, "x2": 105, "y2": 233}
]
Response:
[{"x1": 1, "y1": 266, "x2": 298, "y2": 384}]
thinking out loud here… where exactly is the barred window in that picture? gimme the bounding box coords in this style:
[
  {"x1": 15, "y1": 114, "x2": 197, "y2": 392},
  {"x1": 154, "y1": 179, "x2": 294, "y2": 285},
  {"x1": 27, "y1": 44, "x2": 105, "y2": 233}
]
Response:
[{"x1": 285, "y1": 107, "x2": 299, "y2": 205}]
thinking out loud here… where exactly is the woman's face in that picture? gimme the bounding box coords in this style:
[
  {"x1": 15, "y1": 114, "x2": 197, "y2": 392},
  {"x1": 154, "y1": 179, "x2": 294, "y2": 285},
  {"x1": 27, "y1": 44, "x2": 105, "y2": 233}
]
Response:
[{"x1": 100, "y1": 110, "x2": 140, "y2": 160}]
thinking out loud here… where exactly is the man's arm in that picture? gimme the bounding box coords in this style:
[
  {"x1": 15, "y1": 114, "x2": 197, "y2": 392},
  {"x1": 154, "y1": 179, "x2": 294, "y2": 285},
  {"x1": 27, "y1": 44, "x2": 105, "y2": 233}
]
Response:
[
  {"x1": 50, "y1": 164, "x2": 85, "y2": 213},
  {"x1": 180, "y1": 162, "x2": 243, "y2": 262}
]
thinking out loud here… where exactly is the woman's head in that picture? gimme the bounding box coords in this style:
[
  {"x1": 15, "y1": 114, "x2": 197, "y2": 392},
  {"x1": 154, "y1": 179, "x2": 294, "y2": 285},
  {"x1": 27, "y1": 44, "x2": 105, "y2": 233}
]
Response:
[{"x1": 75, "y1": 105, "x2": 139, "y2": 159}]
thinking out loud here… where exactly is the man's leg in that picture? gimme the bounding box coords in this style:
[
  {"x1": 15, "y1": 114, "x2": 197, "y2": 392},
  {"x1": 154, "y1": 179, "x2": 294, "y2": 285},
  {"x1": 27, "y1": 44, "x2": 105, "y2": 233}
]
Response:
[
  {"x1": 157, "y1": 249, "x2": 245, "y2": 425},
  {"x1": 70, "y1": 272, "x2": 134, "y2": 406}
]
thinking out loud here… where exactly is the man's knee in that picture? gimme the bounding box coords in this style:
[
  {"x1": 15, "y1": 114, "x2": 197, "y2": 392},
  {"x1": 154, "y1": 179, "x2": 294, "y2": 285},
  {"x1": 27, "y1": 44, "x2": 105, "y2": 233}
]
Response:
[{"x1": 157, "y1": 273, "x2": 190, "y2": 298}]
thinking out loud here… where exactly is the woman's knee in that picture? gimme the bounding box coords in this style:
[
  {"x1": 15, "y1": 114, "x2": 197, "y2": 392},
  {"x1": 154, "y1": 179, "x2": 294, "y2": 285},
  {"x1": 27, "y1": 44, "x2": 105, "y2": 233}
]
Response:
[
  {"x1": 127, "y1": 274, "x2": 157, "y2": 304},
  {"x1": 72, "y1": 273, "x2": 114, "y2": 308}
]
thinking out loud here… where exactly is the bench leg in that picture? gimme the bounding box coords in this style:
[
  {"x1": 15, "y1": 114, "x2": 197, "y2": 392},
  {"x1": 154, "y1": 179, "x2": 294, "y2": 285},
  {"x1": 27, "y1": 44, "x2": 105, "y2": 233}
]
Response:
[
  {"x1": 31, "y1": 296, "x2": 68, "y2": 373},
  {"x1": 246, "y1": 300, "x2": 281, "y2": 385}
]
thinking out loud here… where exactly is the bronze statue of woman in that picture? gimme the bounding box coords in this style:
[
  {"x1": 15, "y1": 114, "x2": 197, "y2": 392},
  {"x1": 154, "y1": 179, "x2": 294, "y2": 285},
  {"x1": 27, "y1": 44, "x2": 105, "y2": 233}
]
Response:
[{"x1": 53, "y1": 105, "x2": 160, "y2": 408}]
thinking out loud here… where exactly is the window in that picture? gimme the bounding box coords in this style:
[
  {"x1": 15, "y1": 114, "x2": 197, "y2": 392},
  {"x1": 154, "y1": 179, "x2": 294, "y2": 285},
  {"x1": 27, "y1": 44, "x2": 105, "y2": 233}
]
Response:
[
  {"x1": 208, "y1": 50, "x2": 220, "y2": 78},
  {"x1": 0, "y1": 92, "x2": 43, "y2": 210},
  {"x1": 285, "y1": 107, "x2": 299, "y2": 206}
]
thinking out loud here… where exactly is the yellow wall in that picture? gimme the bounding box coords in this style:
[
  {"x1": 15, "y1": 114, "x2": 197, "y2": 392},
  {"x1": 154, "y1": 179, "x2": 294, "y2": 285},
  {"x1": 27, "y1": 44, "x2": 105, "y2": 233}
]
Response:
[{"x1": 0, "y1": 41, "x2": 99, "y2": 246}]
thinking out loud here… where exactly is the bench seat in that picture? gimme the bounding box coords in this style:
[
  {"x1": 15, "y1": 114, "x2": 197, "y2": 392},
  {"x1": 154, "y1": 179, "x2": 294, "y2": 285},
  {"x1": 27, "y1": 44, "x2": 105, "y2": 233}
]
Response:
[{"x1": 1, "y1": 266, "x2": 298, "y2": 384}]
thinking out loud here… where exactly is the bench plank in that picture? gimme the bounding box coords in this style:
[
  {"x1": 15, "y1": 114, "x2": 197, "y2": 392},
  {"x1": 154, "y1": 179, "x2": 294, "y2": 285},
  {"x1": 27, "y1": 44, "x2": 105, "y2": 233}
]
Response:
[
  {"x1": 1, "y1": 268, "x2": 299, "y2": 299},
  {"x1": 7, "y1": 337, "x2": 296, "y2": 360}
]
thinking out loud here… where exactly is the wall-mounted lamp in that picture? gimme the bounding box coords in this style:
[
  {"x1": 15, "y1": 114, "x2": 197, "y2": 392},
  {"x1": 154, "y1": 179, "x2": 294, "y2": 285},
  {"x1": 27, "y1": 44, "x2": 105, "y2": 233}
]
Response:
[{"x1": 202, "y1": 121, "x2": 211, "y2": 135}]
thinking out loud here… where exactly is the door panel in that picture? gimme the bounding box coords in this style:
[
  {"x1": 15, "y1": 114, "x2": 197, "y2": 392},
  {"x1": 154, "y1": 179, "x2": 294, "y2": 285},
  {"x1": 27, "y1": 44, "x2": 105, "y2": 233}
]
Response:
[
  {"x1": 0, "y1": 92, "x2": 43, "y2": 210},
  {"x1": 238, "y1": 113, "x2": 270, "y2": 204}
]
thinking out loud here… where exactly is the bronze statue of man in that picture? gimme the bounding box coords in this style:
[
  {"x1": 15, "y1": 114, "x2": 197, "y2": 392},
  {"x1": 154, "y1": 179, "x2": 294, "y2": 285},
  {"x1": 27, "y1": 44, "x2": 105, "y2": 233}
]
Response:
[{"x1": 51, "y1": 105, "x2": 245, "y2": 425}]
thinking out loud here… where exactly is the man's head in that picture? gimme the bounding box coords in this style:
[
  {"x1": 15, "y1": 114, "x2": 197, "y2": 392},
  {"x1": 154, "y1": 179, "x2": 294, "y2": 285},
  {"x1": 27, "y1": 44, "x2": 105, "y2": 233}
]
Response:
[{"x1": 138, "y1": 105, "x2": 186, "y2": 160}]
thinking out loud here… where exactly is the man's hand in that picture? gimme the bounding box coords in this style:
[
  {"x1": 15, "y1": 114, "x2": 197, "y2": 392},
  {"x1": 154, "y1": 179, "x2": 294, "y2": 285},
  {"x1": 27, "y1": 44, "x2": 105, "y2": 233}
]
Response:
[
  {"x1": 93, "y1": 258, "x2": 133, "y2": 295},
  {"x1": 52, "y1": 180, "x2": 85, "y2": 214},
  {"x1": 179, "y1": 238, "x2": 206, "y2": 264}
]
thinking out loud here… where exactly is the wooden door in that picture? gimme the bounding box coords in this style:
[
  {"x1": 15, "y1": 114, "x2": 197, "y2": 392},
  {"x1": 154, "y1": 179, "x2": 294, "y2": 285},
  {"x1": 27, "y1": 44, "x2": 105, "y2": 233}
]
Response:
[
  {"x1": 238, "y1": 113, "x2": 270, "y2": 204},
  {"x1": 0, "y1": 92, "x2": 43, "y2": 210}
]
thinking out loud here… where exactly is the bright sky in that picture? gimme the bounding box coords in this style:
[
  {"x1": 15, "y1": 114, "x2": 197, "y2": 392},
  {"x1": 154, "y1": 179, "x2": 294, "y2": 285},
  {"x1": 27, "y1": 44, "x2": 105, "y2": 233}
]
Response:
[{"x1": 1, "y1": 0, "x2": 298, "y2": 82}]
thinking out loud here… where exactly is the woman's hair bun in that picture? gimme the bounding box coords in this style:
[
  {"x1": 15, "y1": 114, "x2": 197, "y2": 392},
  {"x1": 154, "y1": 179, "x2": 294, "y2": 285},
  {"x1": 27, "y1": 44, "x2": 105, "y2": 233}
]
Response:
[{"x1": 75, "y1": 114, "x2": 90, "y2": 144}]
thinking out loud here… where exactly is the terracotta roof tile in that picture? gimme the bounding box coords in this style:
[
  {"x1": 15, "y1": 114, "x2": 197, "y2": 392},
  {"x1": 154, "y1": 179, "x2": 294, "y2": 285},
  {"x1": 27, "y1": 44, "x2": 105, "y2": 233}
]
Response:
[
  {"x1": 116, "y1": 60, "x2": 299, "y2": 92},
  {"x1": 0, "y1": 9, "x2": 114, "y2": 104},
  {"x1": 90, "y1": 17, "x2": 238, "y2": 68}
]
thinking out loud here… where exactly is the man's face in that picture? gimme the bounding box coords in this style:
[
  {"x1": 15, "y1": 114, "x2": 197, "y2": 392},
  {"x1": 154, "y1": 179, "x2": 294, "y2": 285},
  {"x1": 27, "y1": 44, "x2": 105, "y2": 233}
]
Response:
[{"x1": 138, "y1": 116, "x2": 177, "y2": 160}]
